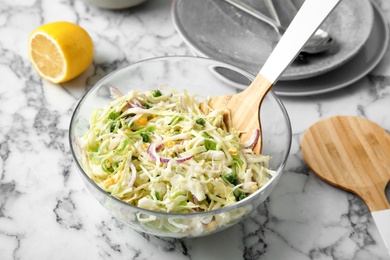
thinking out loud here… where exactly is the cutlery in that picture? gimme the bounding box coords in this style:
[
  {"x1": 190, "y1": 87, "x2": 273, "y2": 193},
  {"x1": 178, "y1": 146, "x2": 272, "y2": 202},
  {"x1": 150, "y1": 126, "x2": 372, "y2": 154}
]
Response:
[
  {"x1": 223, "y1": 0, "x2": 335, "y2": 54},
  {"x1": 202, "y1": 0, "x2": 341, "y2": 154},
  {"x1": 301, "y1": 116, "x2": 390, "y2": 255}
]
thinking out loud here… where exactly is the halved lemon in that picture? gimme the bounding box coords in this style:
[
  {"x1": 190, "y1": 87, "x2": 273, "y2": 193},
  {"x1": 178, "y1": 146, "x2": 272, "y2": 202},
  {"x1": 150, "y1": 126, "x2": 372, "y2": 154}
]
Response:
[{"x1": 28, "y1": 21, "x2": 94, "y2": 84}]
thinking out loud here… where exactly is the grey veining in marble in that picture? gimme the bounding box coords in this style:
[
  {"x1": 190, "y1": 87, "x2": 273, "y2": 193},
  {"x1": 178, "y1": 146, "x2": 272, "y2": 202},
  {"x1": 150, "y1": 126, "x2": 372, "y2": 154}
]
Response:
[{"x1": 0, "y1": 0, "x2": 389, "y2": 259}]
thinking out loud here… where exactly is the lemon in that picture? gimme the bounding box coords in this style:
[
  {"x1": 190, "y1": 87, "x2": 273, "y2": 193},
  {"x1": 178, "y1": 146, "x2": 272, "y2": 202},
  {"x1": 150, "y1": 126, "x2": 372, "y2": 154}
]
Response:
[{"x1": 28, "y1": 21, "x2": 94, "y2": 84}]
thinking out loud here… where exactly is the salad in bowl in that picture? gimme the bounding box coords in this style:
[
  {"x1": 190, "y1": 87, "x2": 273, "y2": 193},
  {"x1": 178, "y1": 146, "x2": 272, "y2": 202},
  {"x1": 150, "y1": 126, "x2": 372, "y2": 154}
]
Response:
[{"x1": 69, "y1": 56, "x2": 291, "y2": 237}]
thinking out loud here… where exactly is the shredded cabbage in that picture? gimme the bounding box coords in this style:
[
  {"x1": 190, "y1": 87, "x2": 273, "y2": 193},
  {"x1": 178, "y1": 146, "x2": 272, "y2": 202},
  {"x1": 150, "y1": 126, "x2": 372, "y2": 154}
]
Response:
[{"x1": 80, "y1": 87, "x2": 274, "y2": 214}]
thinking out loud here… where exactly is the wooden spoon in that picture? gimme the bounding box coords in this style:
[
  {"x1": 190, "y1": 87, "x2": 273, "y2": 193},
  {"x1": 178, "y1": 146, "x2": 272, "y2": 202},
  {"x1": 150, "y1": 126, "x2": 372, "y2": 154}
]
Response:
[
  {"x1": 301, "y1": 116, "x2": 390, "y2": 255},
  {"x1": 203, "y1": 0, "x2": 341, "y2": 154}
]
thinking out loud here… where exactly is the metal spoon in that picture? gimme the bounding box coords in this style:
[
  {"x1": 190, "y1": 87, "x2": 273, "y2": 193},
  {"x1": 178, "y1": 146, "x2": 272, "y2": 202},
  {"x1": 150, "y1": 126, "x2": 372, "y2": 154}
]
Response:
[
  {"x1": 202, "y1": 0, "x2": 341, "y2": 153},
  {"x1": 223, "y1": 0, "x2": 335, "y2": 54}
]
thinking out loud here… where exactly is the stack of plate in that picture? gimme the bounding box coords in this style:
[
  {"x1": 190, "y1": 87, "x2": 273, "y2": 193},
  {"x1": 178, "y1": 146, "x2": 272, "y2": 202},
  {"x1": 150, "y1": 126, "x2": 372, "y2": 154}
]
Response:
[{"x1": 172, "y1": 0, "x2": 388, "y2": 96}]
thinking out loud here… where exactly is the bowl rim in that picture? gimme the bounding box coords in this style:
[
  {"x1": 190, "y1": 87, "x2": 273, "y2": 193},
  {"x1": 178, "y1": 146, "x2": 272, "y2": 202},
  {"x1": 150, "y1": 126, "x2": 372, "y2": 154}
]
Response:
[{"x1": 69, "y1": 55, "x2": 292, "y2": 218}]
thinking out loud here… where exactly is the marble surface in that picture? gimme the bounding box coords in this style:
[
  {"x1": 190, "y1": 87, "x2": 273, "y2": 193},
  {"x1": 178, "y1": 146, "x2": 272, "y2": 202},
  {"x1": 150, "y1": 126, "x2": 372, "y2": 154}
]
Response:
[{"x1": 0, "y1": 0, "x2": 389, "y2": 259}]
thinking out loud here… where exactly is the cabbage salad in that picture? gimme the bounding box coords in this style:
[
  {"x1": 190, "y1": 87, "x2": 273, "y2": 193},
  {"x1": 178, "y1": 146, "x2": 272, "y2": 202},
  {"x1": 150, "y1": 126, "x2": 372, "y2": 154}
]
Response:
[{"x1": 80, "y1": 86, "x2": 274, "y2": 213}]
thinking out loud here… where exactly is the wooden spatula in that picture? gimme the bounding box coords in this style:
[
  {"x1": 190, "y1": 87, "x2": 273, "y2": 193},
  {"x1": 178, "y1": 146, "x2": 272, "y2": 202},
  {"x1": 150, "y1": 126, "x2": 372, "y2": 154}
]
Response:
[
  {"x1": 203, "y1": 0, "x2": 341, "y2": 154},
  {"x1": 302, "y1": 116, "x2": 390, "y2": 255}
]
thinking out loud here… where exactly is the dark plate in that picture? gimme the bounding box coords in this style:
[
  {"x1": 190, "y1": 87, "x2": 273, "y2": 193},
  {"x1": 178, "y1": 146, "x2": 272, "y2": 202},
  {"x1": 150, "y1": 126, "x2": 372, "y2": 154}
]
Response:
[{"x1": 172, "y1": 0, "x2": 374, "y2": 81}]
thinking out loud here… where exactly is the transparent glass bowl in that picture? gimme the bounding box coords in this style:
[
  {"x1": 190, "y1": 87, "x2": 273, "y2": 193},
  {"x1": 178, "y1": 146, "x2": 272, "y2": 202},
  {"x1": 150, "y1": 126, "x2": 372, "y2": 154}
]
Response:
[{"x1": 69, "y1": 56, "x2": 291, "y2": 238}]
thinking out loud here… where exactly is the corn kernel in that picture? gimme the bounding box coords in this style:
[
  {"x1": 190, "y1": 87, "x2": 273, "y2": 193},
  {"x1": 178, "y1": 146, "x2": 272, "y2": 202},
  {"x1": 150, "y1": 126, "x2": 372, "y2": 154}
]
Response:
[
  {"x1": 250, "y1": 184, "x2": 258, "y2": 191},
  {"x1": 137, "y1": 116, "x2": 148, "y2": 125},
  {"x1": 166, "y1": 140, "x2": 175, "y2": 148},
  {"x1": 228, "y1": 147, "x2": 238, "y2": 155},
  {"x1": 205, "y1": 220, "x2": 218, "y2": 232}
]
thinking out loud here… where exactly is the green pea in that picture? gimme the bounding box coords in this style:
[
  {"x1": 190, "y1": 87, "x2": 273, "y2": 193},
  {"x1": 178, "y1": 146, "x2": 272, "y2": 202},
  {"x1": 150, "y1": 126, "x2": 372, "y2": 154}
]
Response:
[
  {"x1": 108, "y1": 111, "x2": 120, "y2": 120},
  {"x1": 153, "y1": 90, "x2": 162, "y2": 97},
  {"x1": 204, "y1": 139, "x2": 217, "y2": 150},
  {"x1": 225, "y1": 173, "x2": 238, "y2": 185},
  {"x1": 239, "y1": 194, "x2": 247, "y2": 201},
  {"x1": 140, "y1": 133, "x2": 149, "y2": 142},
  {"x1": 110, "y1": 122, "x2": 116, "y2": 132},
  {"x1": 196, "y1": 118, "x2": 205, "y2": 126},
  {"x1": 110, "y1": 121, "x2": 121, "y2": 132}
]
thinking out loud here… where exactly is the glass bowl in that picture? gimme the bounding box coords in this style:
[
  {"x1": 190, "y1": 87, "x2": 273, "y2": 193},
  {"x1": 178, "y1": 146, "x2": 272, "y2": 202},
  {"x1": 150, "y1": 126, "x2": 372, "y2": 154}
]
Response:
[{"x1": 69, "y1": 56, "x2": 291, "y2": 238}]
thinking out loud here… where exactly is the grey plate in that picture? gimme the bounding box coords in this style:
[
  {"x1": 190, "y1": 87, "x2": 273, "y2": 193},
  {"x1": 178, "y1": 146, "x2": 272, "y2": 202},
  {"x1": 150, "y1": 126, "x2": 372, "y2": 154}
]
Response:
[
  {"x1": 172, "y1": 0, "x2": 374, "y2": 81},
  {"x1": 274, "y1": 1, "x2": 388, "y2": 96}
]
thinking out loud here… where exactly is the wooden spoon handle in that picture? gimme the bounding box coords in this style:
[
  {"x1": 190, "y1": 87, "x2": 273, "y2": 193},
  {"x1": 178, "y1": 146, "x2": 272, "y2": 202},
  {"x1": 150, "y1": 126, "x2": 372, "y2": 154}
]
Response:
[
  {"x1": 243, "y1": 0, "x2": 343, "y2": 131},
  {"x1": 372, "y1": 210, "x2": 390, "y2": 255},
  {"x1": 239, "y1": 0, "x2": 341, "y2": 152},
  {"x1": 244, "y1": 0, "x2": 343, "y2": 131}
]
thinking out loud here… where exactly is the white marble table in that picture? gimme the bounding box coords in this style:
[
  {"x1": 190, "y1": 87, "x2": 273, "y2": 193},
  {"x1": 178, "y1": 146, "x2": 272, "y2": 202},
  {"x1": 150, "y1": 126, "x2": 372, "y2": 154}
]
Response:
[{"x1": 1, "y1": 0, "x2": 389, "y2": 259}]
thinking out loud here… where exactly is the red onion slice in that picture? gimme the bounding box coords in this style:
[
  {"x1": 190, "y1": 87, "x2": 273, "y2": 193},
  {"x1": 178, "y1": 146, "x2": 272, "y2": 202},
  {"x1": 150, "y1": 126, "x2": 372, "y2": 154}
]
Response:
[
  {"x1": 109, "y1": 87, "x2": 146, "y2": 110},
  {"x1": 159, "y1": 157, "x2": 171, "y2": 163},
  {"x1": 147, "y1": 141, "x2": 193, "y2": 163},
  {"x1": 242, "y1": 129, "x2": 260, "y2": 149},
  {"x1": 124, "y1": 116, "x2": 133, "y2": 123},
  {"x1": 110, "y1": 86, "x2": 123, "y2": 99},
  {"x1": 174, "y1": 155, "x2": 193, "y2": 163},
  {"x1": 146, "y1": 142, "x2": 158, "y2": 161},
  {"x1": 156, "y1": 144, "x2": 163, "y2": 151},
  {"x1": 192, "y1": 195, "x2": 199, "y2": 212},
  {"x1": 72, "y1": 136, "x2": 81, "y2": 154},
  {"x1": 130, "y1": 99, "x2": 146, "y2": 109},
  {"x1": 121, "y1": 102, "x2": 132, "y2": 112}
]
